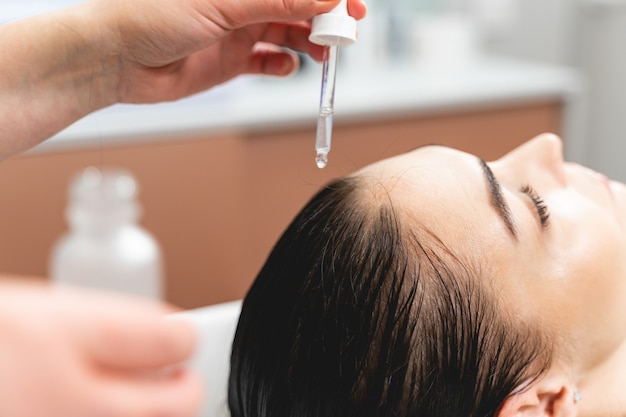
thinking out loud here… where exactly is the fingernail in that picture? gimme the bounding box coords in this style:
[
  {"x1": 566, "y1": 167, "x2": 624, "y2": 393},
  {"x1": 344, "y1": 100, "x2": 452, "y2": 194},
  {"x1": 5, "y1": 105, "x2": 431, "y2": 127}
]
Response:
[{"x1": 278, "y1": 56, "x2": 297, "y2": 76}]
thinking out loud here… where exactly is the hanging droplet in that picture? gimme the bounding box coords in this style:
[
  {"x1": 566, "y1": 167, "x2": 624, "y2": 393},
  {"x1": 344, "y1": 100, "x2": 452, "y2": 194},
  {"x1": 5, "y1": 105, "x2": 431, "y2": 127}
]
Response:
[{"x1": 316, "y1": 152, "x2": 328, "y2": 169}]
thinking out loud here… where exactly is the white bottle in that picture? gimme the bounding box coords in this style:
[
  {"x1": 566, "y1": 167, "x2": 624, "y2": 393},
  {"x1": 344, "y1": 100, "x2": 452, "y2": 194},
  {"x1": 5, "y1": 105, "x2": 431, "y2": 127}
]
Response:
[{"x1": 50, "y1": 167, "x2": 163, "y2": 299}]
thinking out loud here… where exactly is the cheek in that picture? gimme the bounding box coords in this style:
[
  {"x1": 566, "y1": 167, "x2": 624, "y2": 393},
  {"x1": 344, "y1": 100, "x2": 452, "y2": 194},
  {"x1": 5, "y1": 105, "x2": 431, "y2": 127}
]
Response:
[
  {"x1": 546, "y1": 199, "x2": 626, "y2": 340},
  {"x1": 552, "y1": 194, "x2": 626, "y2": 285}
]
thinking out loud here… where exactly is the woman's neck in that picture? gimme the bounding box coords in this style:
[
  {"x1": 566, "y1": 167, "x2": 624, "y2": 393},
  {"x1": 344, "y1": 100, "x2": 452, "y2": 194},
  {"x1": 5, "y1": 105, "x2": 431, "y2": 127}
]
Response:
[{"x1": 577, "y1": 339, "x2": 626, "y2": 417}]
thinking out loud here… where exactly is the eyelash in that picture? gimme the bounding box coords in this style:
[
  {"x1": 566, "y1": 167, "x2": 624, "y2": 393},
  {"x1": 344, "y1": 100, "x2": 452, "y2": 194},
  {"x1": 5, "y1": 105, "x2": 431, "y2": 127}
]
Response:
[{"x1": 520, "y1": 184, "x2": 550, "y2": 228}]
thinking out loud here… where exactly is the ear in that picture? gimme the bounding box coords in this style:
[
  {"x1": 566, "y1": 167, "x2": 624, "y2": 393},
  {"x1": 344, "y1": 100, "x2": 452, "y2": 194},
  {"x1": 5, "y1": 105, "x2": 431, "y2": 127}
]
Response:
[{"x1": 496, "y1": 370, "x2": 578, "y2": 417}]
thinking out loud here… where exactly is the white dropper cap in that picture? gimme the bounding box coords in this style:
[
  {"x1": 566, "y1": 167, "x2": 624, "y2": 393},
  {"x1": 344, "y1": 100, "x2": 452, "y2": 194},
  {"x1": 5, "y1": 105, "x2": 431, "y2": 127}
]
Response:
[{"x1": 309, "y1": 0, "x2": 357, "y2": 47}]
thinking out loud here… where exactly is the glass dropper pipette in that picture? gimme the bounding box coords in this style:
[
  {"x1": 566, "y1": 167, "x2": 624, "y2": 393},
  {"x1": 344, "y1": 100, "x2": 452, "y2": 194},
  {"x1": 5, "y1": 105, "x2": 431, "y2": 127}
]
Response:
[
  {"x1": 315, "y1": 44, "x2": 339, "y2": 169},
  {"x1": 308, "y1": 0, "x2": 357, "y2": 169}
]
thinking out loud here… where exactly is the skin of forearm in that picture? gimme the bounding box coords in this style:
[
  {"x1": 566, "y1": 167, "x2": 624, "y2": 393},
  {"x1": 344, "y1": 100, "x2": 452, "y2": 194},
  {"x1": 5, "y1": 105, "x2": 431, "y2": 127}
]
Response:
[{"x1": 0, "y1": 2, "x2": 119, "y2": 160}]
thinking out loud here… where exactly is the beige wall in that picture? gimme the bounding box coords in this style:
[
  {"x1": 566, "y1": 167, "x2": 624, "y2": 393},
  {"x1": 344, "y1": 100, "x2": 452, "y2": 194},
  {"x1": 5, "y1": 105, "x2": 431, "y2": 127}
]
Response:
[{"x1": 0, "y1": 101, "x2": 562, "y2": 308}]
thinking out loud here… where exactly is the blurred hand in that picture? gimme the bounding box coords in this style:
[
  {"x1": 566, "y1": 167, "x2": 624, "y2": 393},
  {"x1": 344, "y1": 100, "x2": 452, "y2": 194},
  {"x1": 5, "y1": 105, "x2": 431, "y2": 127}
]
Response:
[{"x1": 0, "y1": 279, "x2": 201, "y2": 417}]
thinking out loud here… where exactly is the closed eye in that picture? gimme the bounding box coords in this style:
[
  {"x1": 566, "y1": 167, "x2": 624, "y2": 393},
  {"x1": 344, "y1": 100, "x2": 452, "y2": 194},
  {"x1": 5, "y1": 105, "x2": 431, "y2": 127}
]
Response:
[{"x1": 520, "y1": 184, "x2": 550, "y2": 229}]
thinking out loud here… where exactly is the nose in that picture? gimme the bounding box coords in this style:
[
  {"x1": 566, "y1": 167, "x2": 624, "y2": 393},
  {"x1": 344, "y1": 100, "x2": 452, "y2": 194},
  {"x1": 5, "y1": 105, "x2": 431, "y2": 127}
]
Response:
[{"x1": 495, "y1": 133, "x2": 567, "y2": 186}]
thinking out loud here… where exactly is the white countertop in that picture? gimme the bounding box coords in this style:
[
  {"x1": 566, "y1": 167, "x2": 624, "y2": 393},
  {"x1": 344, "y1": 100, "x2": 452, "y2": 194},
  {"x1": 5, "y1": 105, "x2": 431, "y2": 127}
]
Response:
[{"x1": 33, "y1": 57, "x2": 583, "y2": 154}]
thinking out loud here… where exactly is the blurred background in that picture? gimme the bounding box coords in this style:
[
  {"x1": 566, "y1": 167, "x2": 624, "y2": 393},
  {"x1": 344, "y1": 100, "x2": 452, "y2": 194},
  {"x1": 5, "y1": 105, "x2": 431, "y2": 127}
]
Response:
[{"x1": 0, "y1": 0, "x2": 623, "y2": 308}]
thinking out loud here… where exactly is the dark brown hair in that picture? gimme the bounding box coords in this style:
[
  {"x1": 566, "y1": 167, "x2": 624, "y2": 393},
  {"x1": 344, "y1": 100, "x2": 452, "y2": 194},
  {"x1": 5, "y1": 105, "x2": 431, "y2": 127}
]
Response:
[{"x1": 229, "y1": 176, "x2": 551, "y2": 417}]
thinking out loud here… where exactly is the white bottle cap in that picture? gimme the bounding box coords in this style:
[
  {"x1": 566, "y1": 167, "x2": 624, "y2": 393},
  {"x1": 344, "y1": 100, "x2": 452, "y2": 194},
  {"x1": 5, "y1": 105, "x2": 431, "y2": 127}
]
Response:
[{"x1": 309, "y1": 0, "x2": 357, "y2": 47}]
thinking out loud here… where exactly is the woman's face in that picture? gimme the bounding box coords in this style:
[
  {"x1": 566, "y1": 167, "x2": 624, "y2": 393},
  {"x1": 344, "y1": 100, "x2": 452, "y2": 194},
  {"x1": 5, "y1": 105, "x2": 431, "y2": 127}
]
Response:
[{"x1": 358, "y1": 134, "x2": 626, "y2": 370}]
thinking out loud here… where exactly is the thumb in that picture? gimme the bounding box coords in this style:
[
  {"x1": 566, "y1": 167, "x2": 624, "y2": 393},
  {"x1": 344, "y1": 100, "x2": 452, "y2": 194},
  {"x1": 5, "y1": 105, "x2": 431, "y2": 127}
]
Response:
[{"x1": 214, "y1": 0, "x2": 344, "y2": 28}]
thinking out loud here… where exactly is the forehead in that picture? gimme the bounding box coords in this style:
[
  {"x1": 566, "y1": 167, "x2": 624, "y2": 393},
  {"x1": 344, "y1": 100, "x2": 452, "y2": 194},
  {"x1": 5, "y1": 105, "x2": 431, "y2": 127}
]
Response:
[
  {"x1": 356, "y1": 146, "x2": 479, "y2": 210},
  {"x1": 358, "y1": 146, "x2": 476, "y2": 185},
  {"x1": 355, "y1": 146, "x2": 511, "y2": 264}
]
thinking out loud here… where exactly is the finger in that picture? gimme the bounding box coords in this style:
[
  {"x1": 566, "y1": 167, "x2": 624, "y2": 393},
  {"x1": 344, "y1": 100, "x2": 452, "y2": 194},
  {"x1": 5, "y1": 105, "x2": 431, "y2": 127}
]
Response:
[
  {"x1": 49, "y1": 286, "x2": 197, "y2": 369},
  {"x1": 244, "y1": 44, "x2": 300, "y2": 77},
  {"x1": 348, "y1": 0, "x2": 368, "y2": 20},
  {"x1": 83, "y1": 312, "x2": 198, "y2": 370},
  {"x1": 94, "y1": 369, "x2": 203, "y2": 417},
  {"x1": 259, "y1": 22, "x2": 326, "y2": 60},
  {"x1": 212, "y1": 0, "x2": 345, "y2": 29}
]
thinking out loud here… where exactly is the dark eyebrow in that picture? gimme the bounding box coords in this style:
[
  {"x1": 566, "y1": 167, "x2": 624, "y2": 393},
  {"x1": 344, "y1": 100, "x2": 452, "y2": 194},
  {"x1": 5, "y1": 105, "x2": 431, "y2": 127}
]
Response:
[{"x1": 479, "y1": 158, "x2": 517, "y2": 239}]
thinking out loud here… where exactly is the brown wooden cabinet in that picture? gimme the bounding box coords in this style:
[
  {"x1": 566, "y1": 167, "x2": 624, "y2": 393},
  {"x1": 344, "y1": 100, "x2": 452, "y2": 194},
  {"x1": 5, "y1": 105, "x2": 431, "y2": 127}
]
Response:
[{"x1": 0, "y1": 99, "x2": 562, "y2": 308}]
